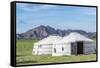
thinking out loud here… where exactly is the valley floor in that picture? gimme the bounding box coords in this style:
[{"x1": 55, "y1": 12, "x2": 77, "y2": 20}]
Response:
[
  {"x1": 16, "y1": 54, "x2": 96, "y2": 66},
  {"x1": 16, "y1": 39, "x2": 97, "y2": 66}
]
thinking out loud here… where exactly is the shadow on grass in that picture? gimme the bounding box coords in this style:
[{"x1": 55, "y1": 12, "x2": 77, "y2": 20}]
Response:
[{"x1": 17, "y1": 60, "x2": 37, "y2": 64}]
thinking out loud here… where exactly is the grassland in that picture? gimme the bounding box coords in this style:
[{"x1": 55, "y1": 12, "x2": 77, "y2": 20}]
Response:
[{"x1": 16, "y1": 39, "x2": 97, "y2": 66}]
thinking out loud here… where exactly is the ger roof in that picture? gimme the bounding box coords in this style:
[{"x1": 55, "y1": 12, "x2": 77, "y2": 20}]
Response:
[
  {"x1": 57, "y1": 32, "x2": 93, "y2": 44},
  {"x1": 34, "y1": 35, "x2": 62, "y2": 45}
]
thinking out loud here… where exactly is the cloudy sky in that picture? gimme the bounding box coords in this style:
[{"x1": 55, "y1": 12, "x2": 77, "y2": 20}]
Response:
[{"x1": 16, "y1": 3, "x2": 96, "y2": 33}]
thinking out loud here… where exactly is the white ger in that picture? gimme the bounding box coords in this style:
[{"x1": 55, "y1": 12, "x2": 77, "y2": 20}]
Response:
[
  {"x1": 52, "y1": 32, "x2": 95, "y2": 56},
  {"x1": 32, "y1": 32, "x2": 95, "y2": 56},
  {"x1": 32, "y1": 35, "x2": 62, "y2": 55}
]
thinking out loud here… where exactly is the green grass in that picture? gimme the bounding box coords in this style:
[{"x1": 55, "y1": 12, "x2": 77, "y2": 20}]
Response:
[
  {"x1": 16, "y1": 39, "x2": 97, "y2": 66},
  {"x1": 16, "y1": 39, "x2": 37, "y2": 57}
]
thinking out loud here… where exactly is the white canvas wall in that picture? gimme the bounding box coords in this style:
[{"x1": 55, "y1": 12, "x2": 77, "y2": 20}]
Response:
[
  {"x1": 84, "y1": 42, "x2": 95, "y2": 54},
  {"x1": 52, "y1": 43, "x2": 71, "y2": 56},
  {"x1": 52, "y1": 44, "x2": 63, "y2": 56},
  {"x1": 32, "y1": 45, "x2": 38, "y2": 55},
  {"x1": 62, "y1": 43, "x2": 71, "y2": 55},
  {"x1": 33, "y1": 44, "x2": 52, "y2": 55},
  {"x1": 33, "y1": 42, "x2": 95, "y2": 56}
]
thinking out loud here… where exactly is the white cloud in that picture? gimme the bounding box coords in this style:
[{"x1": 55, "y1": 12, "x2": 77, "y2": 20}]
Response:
[
  {"x1": 40, "y1": 5, "x2": 57, "y2": 9},
  {"x1": 17, "y1": 3, "x2": 57, "y2": 12}
]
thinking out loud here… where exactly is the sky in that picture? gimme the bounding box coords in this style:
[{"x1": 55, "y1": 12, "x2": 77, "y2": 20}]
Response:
[{"x1": 16, "y1": 3, "x2": 96, "y2": 33}]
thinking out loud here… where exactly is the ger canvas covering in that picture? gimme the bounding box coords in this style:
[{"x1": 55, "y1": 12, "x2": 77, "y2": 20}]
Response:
[{"x1": 10, "y1": 1, "x2": 98, "y2": 67}]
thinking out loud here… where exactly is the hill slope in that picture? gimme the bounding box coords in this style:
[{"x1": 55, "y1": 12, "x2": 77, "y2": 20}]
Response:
[{"x1": 17, "y1": 25, "x2": 96, "y2": 40}]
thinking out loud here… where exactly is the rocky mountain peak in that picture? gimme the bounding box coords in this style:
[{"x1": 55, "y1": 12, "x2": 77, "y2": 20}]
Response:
[{"x1": 17, "y1": 25, "x2": 96, "y2": 40}]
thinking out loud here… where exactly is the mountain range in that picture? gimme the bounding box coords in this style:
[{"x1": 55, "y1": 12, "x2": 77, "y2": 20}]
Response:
[{"x1": 17, "y1": 25, "x2": 96, "y2": 40}]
